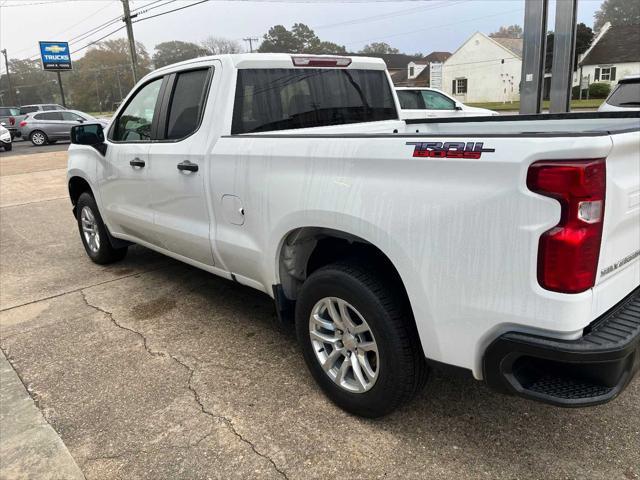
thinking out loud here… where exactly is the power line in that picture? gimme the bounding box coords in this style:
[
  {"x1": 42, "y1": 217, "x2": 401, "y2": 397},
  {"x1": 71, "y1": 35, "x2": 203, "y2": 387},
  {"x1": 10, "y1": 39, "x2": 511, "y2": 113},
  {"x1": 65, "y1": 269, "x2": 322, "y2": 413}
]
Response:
[
  {"x1": 70, "y1": 25, "x2": 127, "y2": 54},
  {"x1": 132, "y1": 0, "x2": 209, "y2": 23}
]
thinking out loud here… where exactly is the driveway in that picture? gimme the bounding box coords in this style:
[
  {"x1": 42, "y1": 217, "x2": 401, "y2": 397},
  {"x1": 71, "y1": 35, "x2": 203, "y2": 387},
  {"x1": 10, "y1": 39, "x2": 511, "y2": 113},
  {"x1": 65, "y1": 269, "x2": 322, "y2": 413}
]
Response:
[{"x1": 0, "y1": 149, "x2": 638, "y2": 479}]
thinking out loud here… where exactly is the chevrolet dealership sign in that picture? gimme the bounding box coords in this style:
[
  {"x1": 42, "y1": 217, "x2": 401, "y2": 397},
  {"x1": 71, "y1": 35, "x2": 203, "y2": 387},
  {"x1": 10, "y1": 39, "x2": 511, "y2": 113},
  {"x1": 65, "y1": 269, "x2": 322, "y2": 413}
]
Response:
[{"x1": 39, "y1": 41, "x2": 72, "y2": 70}]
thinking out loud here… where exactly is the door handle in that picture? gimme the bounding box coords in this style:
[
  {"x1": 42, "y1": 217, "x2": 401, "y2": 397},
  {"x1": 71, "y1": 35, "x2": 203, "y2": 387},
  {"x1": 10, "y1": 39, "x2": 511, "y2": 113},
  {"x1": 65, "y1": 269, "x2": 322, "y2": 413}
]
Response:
[
  {"x1": 129, "y1": 158, "x2": 145, "y2": 168},
  {"x1": 177, "y1": 160, "x2": 198, "y2": 172}
]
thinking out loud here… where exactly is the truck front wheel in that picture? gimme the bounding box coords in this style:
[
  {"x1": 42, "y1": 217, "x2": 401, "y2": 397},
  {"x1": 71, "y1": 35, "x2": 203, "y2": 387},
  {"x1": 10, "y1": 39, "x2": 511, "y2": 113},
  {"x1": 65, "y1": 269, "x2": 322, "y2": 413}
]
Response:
[
  {"x1": 76, "y1": 192, "x2": 128, "y2": 264},
  {"x1": 295, "y1": 262, "x2": 428, "y2": 417}
]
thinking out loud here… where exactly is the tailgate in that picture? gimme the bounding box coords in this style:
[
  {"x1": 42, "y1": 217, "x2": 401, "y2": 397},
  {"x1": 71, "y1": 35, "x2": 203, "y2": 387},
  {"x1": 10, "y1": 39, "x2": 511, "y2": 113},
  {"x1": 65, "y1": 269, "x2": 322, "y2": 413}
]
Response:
[{"x1": 594, "y1": 130, "x2": 640, "y2": 303}]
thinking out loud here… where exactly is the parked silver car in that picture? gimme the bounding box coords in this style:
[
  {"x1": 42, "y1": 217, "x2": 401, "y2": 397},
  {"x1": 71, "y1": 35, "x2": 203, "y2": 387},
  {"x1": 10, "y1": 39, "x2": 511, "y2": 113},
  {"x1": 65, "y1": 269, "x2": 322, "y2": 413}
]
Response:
[{"x1": 19, "y1": 110, "x2": 108, "y2": 146}]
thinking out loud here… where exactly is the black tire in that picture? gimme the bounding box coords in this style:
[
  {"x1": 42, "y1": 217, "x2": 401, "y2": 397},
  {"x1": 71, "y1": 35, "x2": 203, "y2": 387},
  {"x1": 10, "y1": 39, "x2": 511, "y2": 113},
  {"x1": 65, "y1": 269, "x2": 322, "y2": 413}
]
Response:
[
  {"x1": 30, "y1": 130, "x2": 48, "y2": 146},
  {"x1": 295, "y1": 262, "x2": 428, "y2": 418},
  {"x1": 3, "y1": 143, "x2": 11, "y2": 151},
  {"x1": 76, "y1": 192, "x2": 128, "y2": 264}
]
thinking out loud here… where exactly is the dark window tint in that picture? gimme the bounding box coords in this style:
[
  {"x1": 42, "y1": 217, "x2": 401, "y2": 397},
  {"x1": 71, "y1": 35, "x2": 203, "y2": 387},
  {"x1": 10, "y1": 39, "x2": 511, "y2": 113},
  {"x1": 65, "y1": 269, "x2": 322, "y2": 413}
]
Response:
[
  {"x1": 61, "y1": 112, "x2": 84, "y2": 121},
  {"x1": 20, "y1": 106, "x2": 39, "y2": 114},
  {"x1": 36, "y1": 112, "x2": 63, "y2": 120},
  {"x1": 0, "y1": 107, "x2": 19, "y2": 116},
  {"x1": 112, "y1": 77, "x2": 163, "y2": 141},
  {"x1": 232, "y1": 68, "x2": 397, "y2": 134},
  {"x1": 397, "y1": 90, "x2": 425, "y2": 109},
  {"x1": 43, "y1": 105, "x2": 59, "y2": 111},
  {"x1": 166, "y1": 69, "x2": 209, "y2": 140},
  {"x1": 607, "y1": 81, "x2": 640, "y2": 107}
]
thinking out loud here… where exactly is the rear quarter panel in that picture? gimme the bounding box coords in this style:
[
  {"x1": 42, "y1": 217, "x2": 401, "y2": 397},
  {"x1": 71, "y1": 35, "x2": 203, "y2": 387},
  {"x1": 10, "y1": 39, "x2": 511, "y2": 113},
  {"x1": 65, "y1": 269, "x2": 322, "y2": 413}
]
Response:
[{"x1": 210, "y1": 133, "x2": 617, "y2": 377}]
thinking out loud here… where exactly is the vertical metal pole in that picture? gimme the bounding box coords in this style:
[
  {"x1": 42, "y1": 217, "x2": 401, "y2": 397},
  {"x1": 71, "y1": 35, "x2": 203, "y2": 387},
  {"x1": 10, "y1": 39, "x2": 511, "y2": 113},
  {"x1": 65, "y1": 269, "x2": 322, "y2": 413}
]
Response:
[
  {"x1": 520, "y1": 0, "x2": 548, "y2": 114},
  {"x1": 121, "y1": 0, "x2": 139, "y2": 83},
  {"x1": 56, "y1": 71, "x2": 67, "y2": 107},
  {"x1": 549, "y1": 0, "x2": 578, "y2": 113},
  {"x1": 1, "y1": 49, "x2": 17, "y2": 106}
]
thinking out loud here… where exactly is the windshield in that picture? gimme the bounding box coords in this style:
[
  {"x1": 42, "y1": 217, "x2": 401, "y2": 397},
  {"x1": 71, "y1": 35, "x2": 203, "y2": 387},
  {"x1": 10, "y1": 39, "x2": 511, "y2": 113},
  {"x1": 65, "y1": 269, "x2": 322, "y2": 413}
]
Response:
[
  {"x1": 232, "y1": 68, "x2": 397, "y2": 134},
  {"x1": 606, "y1": 81, "x2": 640, "y2": 107}
]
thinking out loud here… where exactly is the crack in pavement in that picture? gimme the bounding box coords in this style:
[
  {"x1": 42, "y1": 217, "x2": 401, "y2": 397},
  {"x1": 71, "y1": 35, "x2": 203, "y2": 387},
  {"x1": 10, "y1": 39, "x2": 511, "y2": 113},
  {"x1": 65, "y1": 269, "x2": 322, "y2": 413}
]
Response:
[
  {"x1": 78, "y1": 289, "x2": 289, "y2": 480},
  {"x1": 0, "y1": 265, "x2": 170, "y2": 313}
]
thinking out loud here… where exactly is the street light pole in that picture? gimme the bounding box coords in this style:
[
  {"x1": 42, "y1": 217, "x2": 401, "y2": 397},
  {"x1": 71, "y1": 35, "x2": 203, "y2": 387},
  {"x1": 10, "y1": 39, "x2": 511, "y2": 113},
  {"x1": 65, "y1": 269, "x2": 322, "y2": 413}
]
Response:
[
  {"x1": 121, "y1": 0, "x2": 139, "y2": 83},
  {"x1": 1, "y1": 48, "x2": 17, "y2": 106}
]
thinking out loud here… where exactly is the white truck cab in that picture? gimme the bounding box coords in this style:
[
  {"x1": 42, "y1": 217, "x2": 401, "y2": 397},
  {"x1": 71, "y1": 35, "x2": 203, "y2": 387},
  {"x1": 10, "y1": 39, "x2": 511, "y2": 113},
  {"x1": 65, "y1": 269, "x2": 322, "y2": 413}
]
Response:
[{"x1": 67, "y1": 54, "x2": 640, "y2": 417}]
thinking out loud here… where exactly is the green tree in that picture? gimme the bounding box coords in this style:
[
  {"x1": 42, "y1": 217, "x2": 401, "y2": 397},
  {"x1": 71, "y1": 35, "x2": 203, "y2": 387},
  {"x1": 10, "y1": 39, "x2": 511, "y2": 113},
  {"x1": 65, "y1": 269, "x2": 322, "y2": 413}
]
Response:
[
  {"x1": 489, "y1": 24, "x2": 523, "y2": 38},
  {"x1": 594, "y1": 0, "x2": 640, "y2": 31},
  {"x1": 545, "y1": 23, "x2": 594, "y2": 71},
  {"x1": 152, "y1": 40, "x2": 206, "y2": 68},
  {"x1": 67, "y1": 39, "x2": 151, "y2": 112},
  {"x1": 359, "y1": 42, "x2": 400, "y2": 54},
  {"x1": 258, "y1": 23, "x2": 345, "y2": 54},
  {"x1": 1, "y1": 59, "x2": 59, "y2": 106}
]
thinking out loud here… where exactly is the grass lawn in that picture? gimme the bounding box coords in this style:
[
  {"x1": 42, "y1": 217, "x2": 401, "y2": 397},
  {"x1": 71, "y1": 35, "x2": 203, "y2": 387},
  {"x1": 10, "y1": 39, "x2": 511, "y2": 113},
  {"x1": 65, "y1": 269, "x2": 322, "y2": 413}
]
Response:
[
  {"x1": 467, "y1": 99, "x2": 603, "y2": 111},
  {"x1": 87, "y1": 111, "x2": 115, "y2": 118}
]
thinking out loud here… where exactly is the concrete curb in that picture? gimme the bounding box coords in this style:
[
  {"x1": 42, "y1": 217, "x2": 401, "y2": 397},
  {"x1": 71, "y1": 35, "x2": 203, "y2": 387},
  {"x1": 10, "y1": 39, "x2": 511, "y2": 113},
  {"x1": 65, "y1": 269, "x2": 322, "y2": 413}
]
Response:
[{"x1": 0, "y1": 350, "x2": 85, "y2": 480}]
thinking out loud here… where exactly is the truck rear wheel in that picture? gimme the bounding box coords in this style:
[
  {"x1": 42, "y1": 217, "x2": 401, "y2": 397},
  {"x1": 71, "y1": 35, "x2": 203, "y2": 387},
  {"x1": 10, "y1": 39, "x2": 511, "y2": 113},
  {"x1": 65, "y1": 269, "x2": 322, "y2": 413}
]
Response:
[
  {"x1": 295, "y1": 262, "x2": 428, "y2": 417},
  {"x1": 76, "y1": 192, "x2": 128, "y2": 264}
]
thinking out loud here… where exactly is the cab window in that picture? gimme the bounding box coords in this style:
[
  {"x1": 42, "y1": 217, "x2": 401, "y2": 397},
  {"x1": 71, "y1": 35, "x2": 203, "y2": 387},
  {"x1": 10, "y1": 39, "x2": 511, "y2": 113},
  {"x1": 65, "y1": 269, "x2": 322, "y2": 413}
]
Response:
[
  {"x1": 421, "y1": 91, "x2": 455, "y2": 110},
  {"x1": 36, "y1": 112, "x2": 63, "y2": 120},
  {"x1": 397, "y1": 90, "x2": 425, "y2": 109},
  {"x1": 165, "y1": 69, "x2": 210, "y2": 140},
  {"x1": 112, "y1": 78, "x2": 163, "y2": 141},
  {"x1": 62, "y1": 112, "x2": 84, "y2": 121}
]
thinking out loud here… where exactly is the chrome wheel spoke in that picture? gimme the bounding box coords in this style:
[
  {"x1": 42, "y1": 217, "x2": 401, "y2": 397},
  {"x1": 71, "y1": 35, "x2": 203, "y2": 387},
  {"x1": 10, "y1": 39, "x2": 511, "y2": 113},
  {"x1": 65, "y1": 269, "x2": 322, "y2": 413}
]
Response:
[
  {"x1": 350, "y1": 353, "x2": 368, "y2": 391},
  {"x1": 310, "y1": 329, "x2": 340, "y2": 345},
  {"x1": 322, "y1": 348, "x2": 343, "y2": 372},
  {"x1": 324, "y1": 299, "x2": 345, "y2": 330},
  {"x1": 357, "y1": 351, "x2": 376, "y2": 380}
]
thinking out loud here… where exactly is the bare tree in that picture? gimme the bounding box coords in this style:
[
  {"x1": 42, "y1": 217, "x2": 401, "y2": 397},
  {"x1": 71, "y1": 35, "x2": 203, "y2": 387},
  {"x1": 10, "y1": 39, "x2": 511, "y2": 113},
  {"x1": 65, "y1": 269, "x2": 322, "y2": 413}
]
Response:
[{"x1": 201, "y1": 37, "x2": 243, "y2": 55}]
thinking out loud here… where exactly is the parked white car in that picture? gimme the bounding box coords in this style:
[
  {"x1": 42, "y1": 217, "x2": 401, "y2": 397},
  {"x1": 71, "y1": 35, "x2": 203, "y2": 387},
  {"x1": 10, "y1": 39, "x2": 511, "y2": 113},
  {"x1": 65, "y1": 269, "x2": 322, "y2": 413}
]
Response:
[
  {"x1": 598, "y1": 75, "x2": 640, "y2": 112},
  {"x1": 67, "y1": 54, "x2": 640, "y2": 417},
  {"x1": 396, "y1": 87, "x2": 498, "y2": 119},
  {"x1": 0, "y1": 123, "x2": 12, "y2": 151}
]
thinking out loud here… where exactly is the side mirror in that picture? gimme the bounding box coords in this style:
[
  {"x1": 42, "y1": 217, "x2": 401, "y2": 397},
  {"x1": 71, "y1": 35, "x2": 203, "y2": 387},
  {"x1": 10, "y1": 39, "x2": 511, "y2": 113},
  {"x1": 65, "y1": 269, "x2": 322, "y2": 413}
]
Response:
[
  {"x1": 71, "y1": 123, "x2": 106, "y2": 155},
  {"x1": 0, "y1": 122, "x2": 5, "y2": 127},
  {"x1": 454, "y1": 104, "x2": 463, "y2": 111},
  {"x1": 76, "y1": 118, "x2": 85, "y2": 123}
]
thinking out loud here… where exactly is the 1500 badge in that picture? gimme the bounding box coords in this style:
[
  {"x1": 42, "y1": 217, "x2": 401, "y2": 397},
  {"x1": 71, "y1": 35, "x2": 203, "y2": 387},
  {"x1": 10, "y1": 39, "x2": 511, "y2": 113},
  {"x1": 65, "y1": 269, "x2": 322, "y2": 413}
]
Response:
[{"x1": 406, "y1": 141, "x2": 495, "y2": 159}]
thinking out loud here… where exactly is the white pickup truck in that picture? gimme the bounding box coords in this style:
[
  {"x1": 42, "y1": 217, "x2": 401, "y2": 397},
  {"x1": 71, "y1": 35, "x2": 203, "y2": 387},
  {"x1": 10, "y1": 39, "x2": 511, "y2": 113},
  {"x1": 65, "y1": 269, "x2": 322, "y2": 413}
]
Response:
[{"x1": 67, "y1": 54, "x2": 640, "y2": 418}]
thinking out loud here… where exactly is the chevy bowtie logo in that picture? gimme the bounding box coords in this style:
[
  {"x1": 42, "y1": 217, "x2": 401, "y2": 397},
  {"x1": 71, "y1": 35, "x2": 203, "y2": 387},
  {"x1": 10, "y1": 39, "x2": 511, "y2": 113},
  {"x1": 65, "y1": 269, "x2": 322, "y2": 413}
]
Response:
[{"x1": 44, "y1": 45, "x2": 66, "y2": 53}]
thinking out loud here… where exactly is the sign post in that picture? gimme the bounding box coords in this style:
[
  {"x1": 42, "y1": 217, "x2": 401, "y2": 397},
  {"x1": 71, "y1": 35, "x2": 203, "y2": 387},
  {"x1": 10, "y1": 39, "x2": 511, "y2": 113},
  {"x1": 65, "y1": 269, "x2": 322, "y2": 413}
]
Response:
[{"x1": 38, "y1": 41, "x2": 71, "y2": 107}]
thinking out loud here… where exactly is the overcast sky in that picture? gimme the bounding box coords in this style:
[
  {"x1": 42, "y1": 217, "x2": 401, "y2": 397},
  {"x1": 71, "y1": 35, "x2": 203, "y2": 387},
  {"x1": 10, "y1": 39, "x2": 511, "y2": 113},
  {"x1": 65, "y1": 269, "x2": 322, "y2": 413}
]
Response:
[{"x1": 0, "y1": 0, "x2": 603, "y2": 65}]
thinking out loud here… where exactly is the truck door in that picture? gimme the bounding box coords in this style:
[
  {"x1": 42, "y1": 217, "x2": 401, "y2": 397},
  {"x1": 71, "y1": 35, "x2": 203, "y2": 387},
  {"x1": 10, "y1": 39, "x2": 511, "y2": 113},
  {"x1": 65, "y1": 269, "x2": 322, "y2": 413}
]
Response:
[
  {"x1": 146, "y1": 67, "x2": 215, "y2": 266},
  {"x1": 98, "y1": 76, "x2": 164, "y2": 243}
]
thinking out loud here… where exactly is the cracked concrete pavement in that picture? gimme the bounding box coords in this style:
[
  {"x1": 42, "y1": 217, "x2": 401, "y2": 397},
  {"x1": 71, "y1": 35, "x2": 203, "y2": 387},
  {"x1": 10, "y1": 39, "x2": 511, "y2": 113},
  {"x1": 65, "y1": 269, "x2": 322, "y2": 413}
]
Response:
[{"x1": 0, "y1": 149, "x2": 638, "y2": 479}]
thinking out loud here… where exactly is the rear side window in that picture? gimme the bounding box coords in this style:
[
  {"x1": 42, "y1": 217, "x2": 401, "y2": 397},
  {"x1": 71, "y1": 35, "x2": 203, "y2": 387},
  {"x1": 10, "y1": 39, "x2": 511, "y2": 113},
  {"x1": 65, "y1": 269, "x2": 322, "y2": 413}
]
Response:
[
  {"x1": 232, "y1": 68, "x2": 397, "y2": 134},
  {"x1": 397, "y1": 90, "x2": 425, "y2": 109},
  {"x1": 36, "y1": 112, "x2": 63, "y2": 120},
  {"x1": 43, "y1": 105, "x2": 59, "y2": 111},
  {"x1": 20, "y1": 106, "x2": 39, "y2": 114},
  {"x1": 606, "y1": 81, "x2": 640, "y2": 107},
  {"x1": 165, "y1": 69, "x2": 210, "y2": 140},
  {"x1": 62, "y1": 112, "x2": 84, "y2": 121}
]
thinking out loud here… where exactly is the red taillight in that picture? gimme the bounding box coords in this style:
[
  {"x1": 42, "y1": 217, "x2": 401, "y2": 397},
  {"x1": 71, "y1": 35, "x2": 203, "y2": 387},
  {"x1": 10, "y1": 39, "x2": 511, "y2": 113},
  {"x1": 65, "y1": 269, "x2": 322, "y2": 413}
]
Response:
[
  {"x1": 9, "y1": 116, "x2": 15, "y2": 126},
  {"x1": 291, "y1": 56, "x2": 352, "y2": 67},
  {"x1": 527, "y1": 159, "x2": 606, "y2": 293},
  {"x1": 19, "y1": 120, "x2": 27, "y2": 127}
]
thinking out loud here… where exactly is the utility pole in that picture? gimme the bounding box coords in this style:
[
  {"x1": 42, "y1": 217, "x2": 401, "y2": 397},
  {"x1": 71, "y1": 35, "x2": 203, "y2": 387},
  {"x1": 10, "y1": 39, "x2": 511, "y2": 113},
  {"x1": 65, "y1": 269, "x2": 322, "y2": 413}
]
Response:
[
  {"x1": 121, "y1": 0, "x2": 139, "y2": 83},
  {"x1": 1, "y1": 49, "x2": 17, "y2": 106},
  {"x1": 243, "y1": 37, "x2": 259, "y2": 53},
  {"x1": 56, "y1": 71, "x2": 66, "y2": 107}
]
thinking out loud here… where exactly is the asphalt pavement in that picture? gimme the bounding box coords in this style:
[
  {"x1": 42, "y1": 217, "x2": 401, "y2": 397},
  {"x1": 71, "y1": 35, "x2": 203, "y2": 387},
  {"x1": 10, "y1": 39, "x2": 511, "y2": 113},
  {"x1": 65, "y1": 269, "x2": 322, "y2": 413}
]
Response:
[
  {"x1": 0, "y1": 149, "x2": 638, "y2": 480},
  {"x1": 1, "y1": 138, "x2": 70, "y2": 157}
]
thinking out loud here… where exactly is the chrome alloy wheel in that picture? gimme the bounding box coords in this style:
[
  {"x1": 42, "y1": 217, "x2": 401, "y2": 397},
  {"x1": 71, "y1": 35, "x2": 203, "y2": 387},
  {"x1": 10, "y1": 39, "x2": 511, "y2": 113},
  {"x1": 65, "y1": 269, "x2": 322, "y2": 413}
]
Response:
[
  {"x1": 309, "y1": 297, "x2": 379, "y2": 393},
  {"x1": 80, "y1": 206, "x2": 100, "y2": 253},
  {"x1": 31, "y1": 131, "x2": 46, "y2": 145}
]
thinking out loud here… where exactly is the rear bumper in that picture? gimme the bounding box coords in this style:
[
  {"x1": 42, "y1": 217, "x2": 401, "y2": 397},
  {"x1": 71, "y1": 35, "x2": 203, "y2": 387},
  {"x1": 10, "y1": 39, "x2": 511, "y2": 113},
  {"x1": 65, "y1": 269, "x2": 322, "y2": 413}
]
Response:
[{"x1": 484, "y1": 287, "x2": 640, "y2": 407}]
